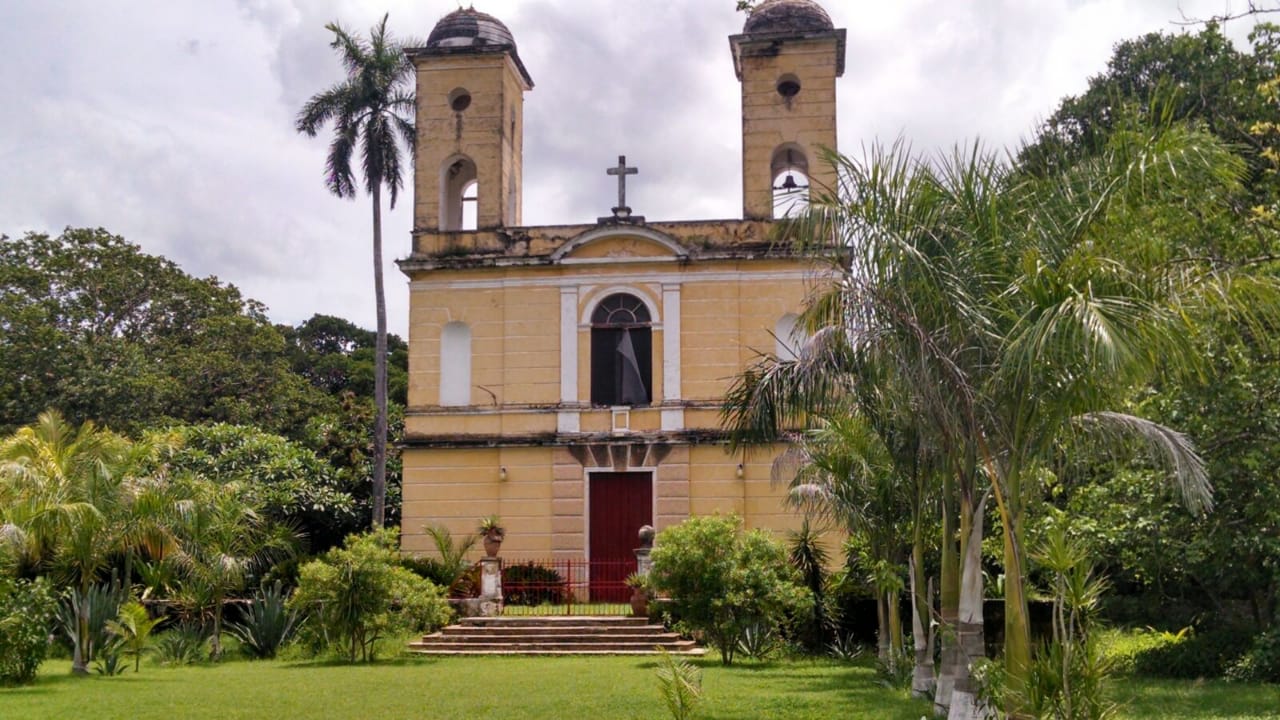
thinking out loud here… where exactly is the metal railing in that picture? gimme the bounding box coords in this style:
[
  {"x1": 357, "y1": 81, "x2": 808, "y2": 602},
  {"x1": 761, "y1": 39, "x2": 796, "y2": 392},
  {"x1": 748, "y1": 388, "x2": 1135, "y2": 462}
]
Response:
[{"x1": 498, "y1": 556, "x2": 636, "y2": 616}]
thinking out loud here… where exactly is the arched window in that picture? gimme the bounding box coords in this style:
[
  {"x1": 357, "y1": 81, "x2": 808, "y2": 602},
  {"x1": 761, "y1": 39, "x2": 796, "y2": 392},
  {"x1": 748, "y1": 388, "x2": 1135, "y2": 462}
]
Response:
[
  {"x1": 441, "y1": 156, "x2": 478, "y2": 231},
  {"x1": 771, "y1": 144, "x2": 810, "y2": 219},
  {"x1": 775, "y1": 313, "x2": 801, "y2": 361},
  {"x1": 461, "y1": 181, "x2": 478, "y2": 231},
  {"x1": 590, "y1": 293, "x2": 652, "y2": 407},
  {"x1": 440, "y1": 321, "x2": 471, "y2": 406}
]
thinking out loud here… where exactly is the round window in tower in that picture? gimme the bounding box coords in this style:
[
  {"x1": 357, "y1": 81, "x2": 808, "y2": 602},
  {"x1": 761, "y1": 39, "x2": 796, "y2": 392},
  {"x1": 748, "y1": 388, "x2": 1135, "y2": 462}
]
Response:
[
  {"x1": 449, "y1": 87, "x2": 472, "y2": 112},
  {"x1": 776, "y1": 74, "x2": 801, "y2": 99}
]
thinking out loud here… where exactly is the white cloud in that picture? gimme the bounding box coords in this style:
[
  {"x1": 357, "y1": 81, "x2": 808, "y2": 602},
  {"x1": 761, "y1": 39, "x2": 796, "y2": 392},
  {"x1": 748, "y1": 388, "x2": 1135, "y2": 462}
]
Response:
[{"x1": 0, "y1": 0, "x2": 1265, "y2": 336}]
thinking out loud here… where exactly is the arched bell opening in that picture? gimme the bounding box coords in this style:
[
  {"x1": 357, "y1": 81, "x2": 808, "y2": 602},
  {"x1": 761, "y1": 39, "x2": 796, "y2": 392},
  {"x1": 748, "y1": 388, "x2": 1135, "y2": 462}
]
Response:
[
  {"x1": 771, "y1": 144, "x2": 810, "y2": 219},
  {"x1": 441, "y1": 156, "x2": 479, "y2": 231}
]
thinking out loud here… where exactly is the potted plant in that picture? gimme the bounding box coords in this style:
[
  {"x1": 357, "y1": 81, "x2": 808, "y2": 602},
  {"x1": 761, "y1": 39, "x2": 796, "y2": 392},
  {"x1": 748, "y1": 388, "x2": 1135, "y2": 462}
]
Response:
[
  {"x1": 478, "y1": 515, "x2": 505, "y2": 558},
  {"x1": 625, "y1": 572, "x2": 649, "y2": 618}
]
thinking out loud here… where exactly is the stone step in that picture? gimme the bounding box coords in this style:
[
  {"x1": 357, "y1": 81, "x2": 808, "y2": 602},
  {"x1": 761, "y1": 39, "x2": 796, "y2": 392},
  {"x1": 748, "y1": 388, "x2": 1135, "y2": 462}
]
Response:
[
  {"x1": 408, "y1": 648, "x2": 707, "y2": 656},
  {"x1": 441, "y1": 625, "x2": 666, "y2": 636},
  {"x1": 435, "y1": 627, "x2": 680, "y2": 638},
  {"x1": 409, "y1": 640, "x2": 700, "y2": 653},
  {"x1": 458, "y1": 616, "x2": 650, "y2": 627},
  {"x1": 408, "y1": 615, "x2": 702, "y2": 656}
]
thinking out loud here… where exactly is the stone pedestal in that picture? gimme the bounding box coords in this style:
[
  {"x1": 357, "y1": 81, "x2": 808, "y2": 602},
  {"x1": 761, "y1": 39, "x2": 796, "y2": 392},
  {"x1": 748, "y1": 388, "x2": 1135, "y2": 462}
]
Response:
[
  {"x1": 479, "y1": 557, "x2": 503, "y2": 616},
  {"x1": 634, "y1": 547, "x2": 652, "y2": 577}
]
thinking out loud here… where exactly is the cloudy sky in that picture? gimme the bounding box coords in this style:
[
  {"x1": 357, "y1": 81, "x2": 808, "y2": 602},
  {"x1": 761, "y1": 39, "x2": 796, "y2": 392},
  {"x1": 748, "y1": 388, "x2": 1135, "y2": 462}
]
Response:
[{"x1": 0, "y1": 0, "x2": 1264, "y2": 337}]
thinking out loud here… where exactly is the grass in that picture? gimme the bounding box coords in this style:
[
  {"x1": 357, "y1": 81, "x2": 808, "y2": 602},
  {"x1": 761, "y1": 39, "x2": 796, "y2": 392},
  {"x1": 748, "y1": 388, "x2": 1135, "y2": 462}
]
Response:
[
  {"x1": 2, "y1": 653, "x2": 1275, "y2": 719},
  {"x1": 2, "y1": 655, "x2": 926, "y2": 720},
  {"x1": 1113, "y1": 678, "x2": 1280, "y2": 719}
]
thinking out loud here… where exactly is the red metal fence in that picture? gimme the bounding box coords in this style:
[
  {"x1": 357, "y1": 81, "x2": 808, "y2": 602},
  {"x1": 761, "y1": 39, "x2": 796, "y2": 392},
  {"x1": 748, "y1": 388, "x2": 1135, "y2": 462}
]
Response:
[{"x1": 499, "y1": 557, "x2": 635, "y2": 616}]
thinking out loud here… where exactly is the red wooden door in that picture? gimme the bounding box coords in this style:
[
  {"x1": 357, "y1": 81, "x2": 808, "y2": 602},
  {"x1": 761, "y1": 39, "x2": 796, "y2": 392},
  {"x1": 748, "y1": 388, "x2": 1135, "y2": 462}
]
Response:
[{"x1": 589, "y1": 472, "x2": 653, "y2": 602}]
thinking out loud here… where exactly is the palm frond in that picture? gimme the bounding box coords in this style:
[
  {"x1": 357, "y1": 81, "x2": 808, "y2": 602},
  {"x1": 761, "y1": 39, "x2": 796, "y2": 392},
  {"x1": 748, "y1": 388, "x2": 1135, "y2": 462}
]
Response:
[{"x1": 1071, "y1": 411, "x2": 1211, "y2": 515}]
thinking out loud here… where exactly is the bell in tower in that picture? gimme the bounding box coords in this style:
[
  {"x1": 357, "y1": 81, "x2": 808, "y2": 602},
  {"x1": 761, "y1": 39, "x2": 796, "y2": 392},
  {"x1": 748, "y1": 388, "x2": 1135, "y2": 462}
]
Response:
[
  {"x1": 408, "y1": 8, "x2": 534, "y2": 233},
  {"x1": 730, "y1": 0, "x2": 845, "y2": 221}
]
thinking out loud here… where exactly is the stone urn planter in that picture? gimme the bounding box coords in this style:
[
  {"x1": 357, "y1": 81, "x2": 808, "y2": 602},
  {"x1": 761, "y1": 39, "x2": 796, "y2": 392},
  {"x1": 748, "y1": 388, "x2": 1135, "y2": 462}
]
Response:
[
  {"x1": 479, "y1": 515, "x2": 505, "y2": 558},
  {"x1": 625, "y1": 572, "x2": 649, "y2": 618}
]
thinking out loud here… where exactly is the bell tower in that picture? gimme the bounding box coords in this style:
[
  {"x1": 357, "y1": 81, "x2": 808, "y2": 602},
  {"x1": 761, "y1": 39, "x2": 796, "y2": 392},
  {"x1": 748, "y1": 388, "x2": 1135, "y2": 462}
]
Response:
[
  {"x1": 730, "y1": 0, "x2": 845, "y2": 221},
  {"x1": 410, "y1": 8, "x2": 534, "y2": 232}
]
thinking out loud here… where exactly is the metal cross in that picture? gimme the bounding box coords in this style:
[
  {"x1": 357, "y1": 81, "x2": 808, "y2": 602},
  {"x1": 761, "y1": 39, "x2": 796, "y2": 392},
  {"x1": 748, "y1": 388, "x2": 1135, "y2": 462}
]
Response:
[{"x1": 606, "y1": 155, "x2": 638, "y2": 210}]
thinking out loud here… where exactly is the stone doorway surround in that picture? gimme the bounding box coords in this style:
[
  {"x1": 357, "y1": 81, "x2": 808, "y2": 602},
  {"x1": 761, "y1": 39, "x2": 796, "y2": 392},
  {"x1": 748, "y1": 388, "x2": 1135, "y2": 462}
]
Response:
[{"x1": 550, "y1": 442, "x2": 691, "y2": 558}]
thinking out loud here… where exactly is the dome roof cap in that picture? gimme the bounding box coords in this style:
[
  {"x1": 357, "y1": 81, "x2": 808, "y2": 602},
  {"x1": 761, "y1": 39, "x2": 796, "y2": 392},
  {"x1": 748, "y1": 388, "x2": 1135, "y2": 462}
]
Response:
[
  {"x1": 742, "y1": 0, "x2": 834, "y2": 35},
  {"x1": 427, "y1": 7, "x2": 516, "y2": 50}
]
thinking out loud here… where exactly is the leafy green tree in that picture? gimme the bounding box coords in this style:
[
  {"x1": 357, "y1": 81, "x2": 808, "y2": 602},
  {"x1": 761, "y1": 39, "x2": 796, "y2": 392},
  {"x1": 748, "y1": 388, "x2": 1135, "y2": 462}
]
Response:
[
  {"x1": 283, "y1": 314, "x2": 408, "y2": 405},
  {"x1": 296, "y1": 15, "x2": 416, "y2": 528},
  {"x1": 648, "y1": 515, "x2": 811, "y2": 666},
  {"x1": 290, "y1": 529, "x2": 451, "y2": 662},
  {"x1": 1020, "y1": 19, "x2": 1280, "y2": 638},
  {"x1": 0, "y1": 228, "x2": 332, "y2": 437},
  {"x1": 146, "y1": 423, "x2": 359, "y2": 552},
  {"x1": 1020, "y1": 23, "x2": 1279, "y2": 209}
]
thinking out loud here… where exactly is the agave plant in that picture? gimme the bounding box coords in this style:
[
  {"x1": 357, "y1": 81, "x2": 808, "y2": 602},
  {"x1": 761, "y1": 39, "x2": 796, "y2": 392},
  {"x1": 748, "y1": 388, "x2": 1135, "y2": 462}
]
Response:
[
  {"x1": 227, "y1": 580, "x2": 302, "y2": 659},
  {"x1": 154, "y1": 622, "x2": 208, "y2": 666},
  {"x1": 59, "y1": 580, "x2": 127, "y2": 669}
]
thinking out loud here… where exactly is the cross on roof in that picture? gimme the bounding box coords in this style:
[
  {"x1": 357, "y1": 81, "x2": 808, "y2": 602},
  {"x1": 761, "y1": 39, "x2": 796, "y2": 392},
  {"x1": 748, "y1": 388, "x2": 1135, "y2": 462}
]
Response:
[{"x1": 606, "y1": 155, "x2": 638, "y2": 213}]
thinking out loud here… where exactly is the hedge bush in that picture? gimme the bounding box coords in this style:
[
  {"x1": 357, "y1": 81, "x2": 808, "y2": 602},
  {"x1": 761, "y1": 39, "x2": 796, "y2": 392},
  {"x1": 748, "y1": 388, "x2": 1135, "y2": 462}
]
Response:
[
  {"x1": 502, "y1": 563, "x2": 567, "y2": 606},
  {"x1": 1105, "y1": 626, "x2": 1255, "y2": 679},
  {"x1": 0, "y1": 577, "x2": 58, "y2": 685}
]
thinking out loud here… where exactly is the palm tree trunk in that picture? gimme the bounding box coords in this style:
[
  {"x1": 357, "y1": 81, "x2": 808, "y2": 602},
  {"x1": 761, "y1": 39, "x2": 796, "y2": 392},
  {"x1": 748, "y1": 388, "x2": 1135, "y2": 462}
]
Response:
[
  {"x1": 1001, "y1": 511, "x2": 1033, "y2": 719},
  {"x1": 71, "y1": 581, "x2": 90, "y2": 675},
  {"x1": 948, "y1": 491, "x2": 987, "y2": 720},
  {"x1": 211, "y1": 592, "x2": 224, "y2": 660},
  {"x1": 888, "y1": 586, "x2": 904, "y2": 663},
  {"x1": 371, "y1": 183, "x2": 388, "y2": 529},
  {"x1": 909, "y1": 550, "x2": 936, "y2": 698},
  {"x1": 935, "y1": 471, "x2": 960, "y2": 715},
  {"x1": 992, "y1": 458, "x2": 1032, "y2": 719},
  {"x1": 877, "y1": 592, "x2": 890, "y2": 663}
]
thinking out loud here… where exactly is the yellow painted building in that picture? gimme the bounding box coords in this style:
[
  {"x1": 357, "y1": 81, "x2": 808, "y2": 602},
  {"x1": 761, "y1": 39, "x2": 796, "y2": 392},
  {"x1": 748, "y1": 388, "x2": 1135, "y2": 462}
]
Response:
[{"x1": 399, "y1": 0, "x2": 846, "y2": 567}]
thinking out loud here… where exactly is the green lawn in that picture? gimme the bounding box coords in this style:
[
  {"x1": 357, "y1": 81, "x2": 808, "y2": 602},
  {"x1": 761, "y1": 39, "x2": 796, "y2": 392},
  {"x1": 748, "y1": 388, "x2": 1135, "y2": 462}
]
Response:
[{"x1": 2, "y1": 655, "x2": 1275, "y2": 720}]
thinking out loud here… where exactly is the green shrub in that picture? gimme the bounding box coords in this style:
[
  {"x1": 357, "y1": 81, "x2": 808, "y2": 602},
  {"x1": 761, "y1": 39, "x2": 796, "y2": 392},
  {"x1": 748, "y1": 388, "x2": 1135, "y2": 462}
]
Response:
[
  {"x1": 1128, "y1": 626, "x2": 1254, "y2": 679},
  {"x1": 0, "y1": 577, "x2": 58, "y2": 685},
  {"x1": 228, "y1": 580, "x2": 302, "y2": 659},
  {"x1": 1227, "y1": 629, "x2": 1280, "y2": 683},
  {"x1": 1100, "y1": 627, "x2": 1189, "y2": 676},
  {"x1": 154, "y1": 623, "x2": 208, "y2": 666},
  {"x1": 502, "y1": 562, "x2": 567, "y2": 606},
  {"x1": 290, "y1": 529, "x2": 451, "y2": 662},
  {"x1": 649, "y1": 514, "x2": 812, "y2": 666}
]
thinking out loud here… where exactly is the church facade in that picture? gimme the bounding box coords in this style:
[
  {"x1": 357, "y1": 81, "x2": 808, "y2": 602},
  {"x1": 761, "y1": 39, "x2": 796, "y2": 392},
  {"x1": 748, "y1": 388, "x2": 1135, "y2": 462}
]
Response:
[{"x1": 398, "y1": 0, "x2": 846, "y2": 568}]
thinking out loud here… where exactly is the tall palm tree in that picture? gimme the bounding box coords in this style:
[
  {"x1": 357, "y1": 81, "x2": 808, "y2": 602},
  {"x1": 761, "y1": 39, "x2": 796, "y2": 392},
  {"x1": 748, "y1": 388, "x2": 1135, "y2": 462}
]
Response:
[
  {"x1": 726, "y1": 120, "x2": 1259, "y2": 718},
  {"x1": 296, "y1": 14, "x2": 416, "y2": 528}
]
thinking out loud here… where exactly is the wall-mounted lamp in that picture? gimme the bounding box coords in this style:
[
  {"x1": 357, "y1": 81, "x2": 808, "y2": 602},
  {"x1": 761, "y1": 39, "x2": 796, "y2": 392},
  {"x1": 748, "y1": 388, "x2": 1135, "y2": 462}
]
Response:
[
  {"x1": 499, "y1": 466, "x2": 508, "y2": 482},
  {"x1": 736, "y1": 463, "x2": 745, "y2": 480}
]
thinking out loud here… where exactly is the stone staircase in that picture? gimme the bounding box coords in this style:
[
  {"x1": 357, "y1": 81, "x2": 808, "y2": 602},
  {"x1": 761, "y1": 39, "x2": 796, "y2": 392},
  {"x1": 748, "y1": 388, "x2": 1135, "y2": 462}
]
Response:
[{"x1": 408, "y1": 616, "x2": 704, "y2": 656}]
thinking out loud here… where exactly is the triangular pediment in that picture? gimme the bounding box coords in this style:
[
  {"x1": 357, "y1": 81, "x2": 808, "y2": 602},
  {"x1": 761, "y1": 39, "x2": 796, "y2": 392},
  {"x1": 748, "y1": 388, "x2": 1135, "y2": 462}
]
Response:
[{"x1": 551, "y1": 227, "x2": 689, "y2": 263}]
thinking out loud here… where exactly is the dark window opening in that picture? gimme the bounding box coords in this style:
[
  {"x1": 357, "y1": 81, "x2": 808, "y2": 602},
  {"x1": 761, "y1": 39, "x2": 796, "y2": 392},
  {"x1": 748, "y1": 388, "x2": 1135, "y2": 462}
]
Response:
[{"x1": 590, "y1": 294, "x2": 653, "y2": 407}]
